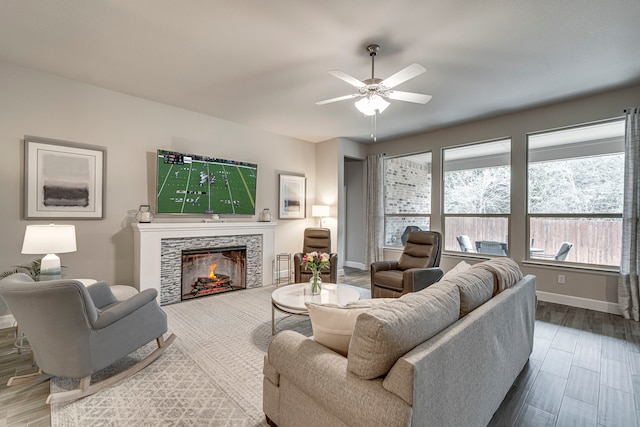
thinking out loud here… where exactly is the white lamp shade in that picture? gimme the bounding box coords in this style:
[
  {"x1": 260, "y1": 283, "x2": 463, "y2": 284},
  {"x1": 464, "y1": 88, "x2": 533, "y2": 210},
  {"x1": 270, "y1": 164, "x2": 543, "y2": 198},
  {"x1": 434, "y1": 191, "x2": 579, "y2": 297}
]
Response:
[
  {"x1": 355, "y1": 95, "x2": 390, "y2": 116},
  {"x1": 312, "y1": 205, "x2": 330, "y2": 218},
  {"x1": 21, "y1": 224, "x2": 77, "y2": 255}
]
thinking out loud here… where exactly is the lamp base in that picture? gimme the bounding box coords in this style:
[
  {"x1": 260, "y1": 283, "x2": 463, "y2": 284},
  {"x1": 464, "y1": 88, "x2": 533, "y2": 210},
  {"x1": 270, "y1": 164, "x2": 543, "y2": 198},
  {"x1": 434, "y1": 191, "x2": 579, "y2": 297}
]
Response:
[{"x1": 40, "y1": 253, "x2": 61, "y2": 281}]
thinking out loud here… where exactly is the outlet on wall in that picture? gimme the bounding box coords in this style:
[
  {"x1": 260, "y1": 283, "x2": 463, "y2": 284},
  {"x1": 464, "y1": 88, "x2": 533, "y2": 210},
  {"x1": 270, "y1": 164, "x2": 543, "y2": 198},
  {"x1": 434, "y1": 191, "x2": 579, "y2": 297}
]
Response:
[{"x1": 557, "y1": 274, "x2": 566, "y2": 284}]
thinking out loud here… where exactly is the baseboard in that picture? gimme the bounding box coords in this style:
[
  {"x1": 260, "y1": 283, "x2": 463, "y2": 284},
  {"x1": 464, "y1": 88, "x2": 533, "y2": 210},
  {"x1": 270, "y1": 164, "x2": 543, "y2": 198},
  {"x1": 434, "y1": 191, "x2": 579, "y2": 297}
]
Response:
[
  {"x1": 0, "y1": 314, "x2": 15, "y2": 329},
  {"x1": 536, "y1": 291, "x2": 621, "y2": 315},
  {"x1": 344, "y1": 261, "x2": 366, "y2": 270}
]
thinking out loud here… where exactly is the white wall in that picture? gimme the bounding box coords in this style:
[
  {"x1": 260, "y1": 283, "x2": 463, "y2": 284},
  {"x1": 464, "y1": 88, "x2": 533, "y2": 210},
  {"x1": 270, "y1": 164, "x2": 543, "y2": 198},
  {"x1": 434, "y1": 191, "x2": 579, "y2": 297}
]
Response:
[
  {"x1": 0, "y1": 61, "x2": 318, "y2": 320},
  {"x1": 370, "y1": 84, "x2": 640, "y2": 310}
]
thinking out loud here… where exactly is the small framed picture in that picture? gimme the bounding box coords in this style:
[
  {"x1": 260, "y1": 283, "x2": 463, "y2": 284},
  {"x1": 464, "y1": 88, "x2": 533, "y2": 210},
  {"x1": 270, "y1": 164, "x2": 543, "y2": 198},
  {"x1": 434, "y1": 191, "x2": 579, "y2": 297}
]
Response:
[
  {"x1": 24, "y1": 136, "x2": 106, "y2": 219},
  {"x1": 279, "y1": 174, "x2": 306, "y2": 219}
]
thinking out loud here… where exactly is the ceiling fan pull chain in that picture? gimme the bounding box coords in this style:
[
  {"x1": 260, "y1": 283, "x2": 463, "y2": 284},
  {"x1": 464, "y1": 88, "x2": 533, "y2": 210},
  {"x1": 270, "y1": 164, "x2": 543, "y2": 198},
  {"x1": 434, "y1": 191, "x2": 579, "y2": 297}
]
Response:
[{"x1": 372, "y1": 114, "x2": 377, "y2": 142}]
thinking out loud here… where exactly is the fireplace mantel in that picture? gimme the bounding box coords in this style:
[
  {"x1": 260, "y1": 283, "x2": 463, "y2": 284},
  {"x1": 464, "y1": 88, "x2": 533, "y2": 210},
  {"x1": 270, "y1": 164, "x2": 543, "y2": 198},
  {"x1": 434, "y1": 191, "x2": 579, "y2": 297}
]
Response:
[{"x1": 132, "y1": 221, "x2": 277, "y2": 302}]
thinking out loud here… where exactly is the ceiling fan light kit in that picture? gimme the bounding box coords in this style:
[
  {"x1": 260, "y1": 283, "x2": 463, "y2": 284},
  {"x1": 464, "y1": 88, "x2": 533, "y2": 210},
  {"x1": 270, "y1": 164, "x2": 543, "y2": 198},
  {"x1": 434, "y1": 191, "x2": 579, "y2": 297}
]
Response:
[
  {"x1": 316, "y1": 44, "x2": 432, "y2": 117},
  {"x1": 355, "y1": 94, "x2": 390, "y2": 116}
]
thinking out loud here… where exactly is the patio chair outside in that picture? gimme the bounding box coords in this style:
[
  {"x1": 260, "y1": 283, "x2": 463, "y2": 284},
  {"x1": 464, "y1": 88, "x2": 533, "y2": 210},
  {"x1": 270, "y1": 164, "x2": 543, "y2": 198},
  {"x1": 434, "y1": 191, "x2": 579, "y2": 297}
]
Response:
[
  {"x1": 475, "y1": 240, "x2": 508, "y2": 256},
  {"x1": 554, "y1": 242, "x2": 574, "y2": 261},
  {"x1": 456, "y1": 235, "x2": 476, "y2": 252}
]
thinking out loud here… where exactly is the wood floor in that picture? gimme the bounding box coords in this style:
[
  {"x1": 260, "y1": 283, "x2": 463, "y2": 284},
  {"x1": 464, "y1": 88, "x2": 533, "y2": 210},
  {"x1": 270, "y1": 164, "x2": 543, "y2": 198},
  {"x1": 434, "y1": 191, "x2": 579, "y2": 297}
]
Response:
[
  {"x1": 0, "y1": 328, "x2": 49, "y2": 426},
  {"x1": 1, "y1": 268, "x2": 639, "y2": 426}
]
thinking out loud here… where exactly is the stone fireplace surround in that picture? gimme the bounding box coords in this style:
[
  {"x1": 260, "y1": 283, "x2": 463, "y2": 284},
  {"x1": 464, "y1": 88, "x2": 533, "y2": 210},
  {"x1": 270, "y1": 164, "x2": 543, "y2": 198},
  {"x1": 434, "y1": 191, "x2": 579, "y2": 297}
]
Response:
[{"x1": 132, "y1": 221, "x2": 277, "y2": 305}]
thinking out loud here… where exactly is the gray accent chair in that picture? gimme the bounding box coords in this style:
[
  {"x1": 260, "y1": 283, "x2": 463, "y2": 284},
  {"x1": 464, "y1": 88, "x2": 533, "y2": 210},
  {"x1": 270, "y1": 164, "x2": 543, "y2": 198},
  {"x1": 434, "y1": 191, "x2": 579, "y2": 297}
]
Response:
[
  {"x1": 0, "y1": 273, "x2": 175, "y2": 404},
  {"x1": 370, "y1": 231, "x2": 443, "y2": 298}
]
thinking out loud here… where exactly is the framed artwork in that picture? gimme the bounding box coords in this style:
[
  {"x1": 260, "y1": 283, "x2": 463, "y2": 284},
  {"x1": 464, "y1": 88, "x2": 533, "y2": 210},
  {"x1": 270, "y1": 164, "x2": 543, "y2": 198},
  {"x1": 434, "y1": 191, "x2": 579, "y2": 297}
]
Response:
[
  {"x1": 279, "y1": 174, "x2": 306, "y2": 219},
  {"x1": 24, "y1": 136, "x2": 106, "y2": 219}
]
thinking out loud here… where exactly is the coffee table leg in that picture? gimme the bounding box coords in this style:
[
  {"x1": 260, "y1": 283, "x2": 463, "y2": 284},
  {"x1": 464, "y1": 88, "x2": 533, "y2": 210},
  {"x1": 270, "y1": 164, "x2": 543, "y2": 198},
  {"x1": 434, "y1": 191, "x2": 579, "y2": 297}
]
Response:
[{"x1": 271, "y1": 303, "x2": 275, "y2": 335}]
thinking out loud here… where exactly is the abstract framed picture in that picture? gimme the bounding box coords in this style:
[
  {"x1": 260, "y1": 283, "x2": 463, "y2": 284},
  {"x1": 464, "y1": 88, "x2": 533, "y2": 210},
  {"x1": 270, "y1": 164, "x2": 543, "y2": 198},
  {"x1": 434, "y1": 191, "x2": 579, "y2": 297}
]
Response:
[
  {"x1": 24, "y1": 136, "x2": 106, "y2": 219},
  {"x1": 279, "y1": 174, "x2": 306, "y2": 219}
]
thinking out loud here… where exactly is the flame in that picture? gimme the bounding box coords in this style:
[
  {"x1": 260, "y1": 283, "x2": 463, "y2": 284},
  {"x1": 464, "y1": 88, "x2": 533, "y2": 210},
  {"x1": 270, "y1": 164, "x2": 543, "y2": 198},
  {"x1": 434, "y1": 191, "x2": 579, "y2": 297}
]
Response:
[{"x1": 209, "y1": 264, "x2": 217, "y2": 279}]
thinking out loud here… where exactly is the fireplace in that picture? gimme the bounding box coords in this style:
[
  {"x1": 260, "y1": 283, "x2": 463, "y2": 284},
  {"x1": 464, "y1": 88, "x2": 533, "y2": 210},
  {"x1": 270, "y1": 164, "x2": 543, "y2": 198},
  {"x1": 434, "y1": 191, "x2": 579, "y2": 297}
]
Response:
[
  {"x1": 181, "y1": 246, "x2": 246, "y2": 300},
  {"x1": 132, "y1": 221, "x2": 276, "y2": 305}
]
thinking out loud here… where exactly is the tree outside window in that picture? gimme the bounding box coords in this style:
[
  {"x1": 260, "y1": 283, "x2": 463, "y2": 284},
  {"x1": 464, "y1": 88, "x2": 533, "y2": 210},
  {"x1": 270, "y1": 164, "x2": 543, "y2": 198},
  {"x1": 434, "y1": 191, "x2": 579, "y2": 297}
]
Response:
[
  {"x1": 443, "y1": 139, "x2": 511, "y2": 255},
  {"x1": 527, "y1": 119, "x2": 624, "y2": 266}
]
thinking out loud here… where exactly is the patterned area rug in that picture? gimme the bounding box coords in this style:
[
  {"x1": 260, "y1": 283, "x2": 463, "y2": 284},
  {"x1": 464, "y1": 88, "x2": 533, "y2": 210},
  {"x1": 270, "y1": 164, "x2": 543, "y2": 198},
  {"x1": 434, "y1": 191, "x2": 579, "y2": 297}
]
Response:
[{"x1": 50, "y1": 284, "x2": 352, "y2": 426}]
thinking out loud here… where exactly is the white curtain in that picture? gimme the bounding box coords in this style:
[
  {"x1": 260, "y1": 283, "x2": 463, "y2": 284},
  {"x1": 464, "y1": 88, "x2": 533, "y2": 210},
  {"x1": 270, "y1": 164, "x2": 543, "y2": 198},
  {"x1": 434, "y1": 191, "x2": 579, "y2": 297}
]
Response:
[
  {"x1": 366, "y1": 154, "x2": 385, "y2": 266},
  {"x1": 619, "y1": 107, "x2": 640, "y2": 321}
]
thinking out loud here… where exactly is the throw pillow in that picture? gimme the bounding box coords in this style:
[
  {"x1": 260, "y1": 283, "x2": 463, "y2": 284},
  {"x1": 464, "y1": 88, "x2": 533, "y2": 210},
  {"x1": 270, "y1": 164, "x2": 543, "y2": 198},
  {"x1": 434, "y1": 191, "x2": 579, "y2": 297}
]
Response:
[
  {"x1": 305, "y1": 298, "x2": 393, "y2": 356},
  {"x1": 441, "y1": 261, "x2": 471, "y2": 281},
  {"x1": 347, "y1": 283, "x2": 460, "y2": 379}
]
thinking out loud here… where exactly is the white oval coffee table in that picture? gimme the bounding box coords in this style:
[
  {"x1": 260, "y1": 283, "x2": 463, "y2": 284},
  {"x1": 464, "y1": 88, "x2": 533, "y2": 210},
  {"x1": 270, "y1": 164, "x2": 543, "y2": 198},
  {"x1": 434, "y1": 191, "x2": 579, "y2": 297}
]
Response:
[{"x1": 271, "y1": 283, "x2": 361, "y2": 334}]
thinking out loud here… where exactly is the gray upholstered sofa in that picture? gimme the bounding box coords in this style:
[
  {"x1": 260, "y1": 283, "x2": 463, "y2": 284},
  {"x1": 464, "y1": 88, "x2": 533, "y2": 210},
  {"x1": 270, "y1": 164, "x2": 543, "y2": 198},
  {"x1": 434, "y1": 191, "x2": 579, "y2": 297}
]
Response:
[{"x1": 263, "y1": 258, "x2": 536, "y2": 427}]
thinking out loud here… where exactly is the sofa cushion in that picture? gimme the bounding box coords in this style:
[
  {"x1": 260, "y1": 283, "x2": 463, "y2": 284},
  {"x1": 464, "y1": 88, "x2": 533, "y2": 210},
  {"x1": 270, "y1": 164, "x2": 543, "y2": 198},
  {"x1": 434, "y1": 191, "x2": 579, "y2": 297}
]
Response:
[
  {"x1": 441, "y1": 260, "x2": 471, "y2": 281},
  {"x1": 441, "y1": 268, "x2": 494, "y2": 317},
  {"x1": 471, "y1": 258, "x2": 523, "y2": 295},
  {"x1": 306, "y1": 299, "x2": 394, "y2": 356},
  {"x1": 347, "y1": 283, "x2": 460, "y2": 379}
]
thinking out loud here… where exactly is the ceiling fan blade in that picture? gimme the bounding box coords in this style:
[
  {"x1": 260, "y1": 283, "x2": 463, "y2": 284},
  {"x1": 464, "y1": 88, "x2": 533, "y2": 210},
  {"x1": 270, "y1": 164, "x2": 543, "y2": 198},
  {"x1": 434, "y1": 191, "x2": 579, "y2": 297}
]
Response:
[
  {"x1": 381, "y1": 63, "x2": 427, "y2": 89},
  {"x1": 315, "y1": 93, "x2": 362, "y2": 105},
  {"x1": 387, "y1": 91, "x2": 432, "y2": 104},
  {"x1": 328, "y1": 70, "x2": 366, "y2": 88}
]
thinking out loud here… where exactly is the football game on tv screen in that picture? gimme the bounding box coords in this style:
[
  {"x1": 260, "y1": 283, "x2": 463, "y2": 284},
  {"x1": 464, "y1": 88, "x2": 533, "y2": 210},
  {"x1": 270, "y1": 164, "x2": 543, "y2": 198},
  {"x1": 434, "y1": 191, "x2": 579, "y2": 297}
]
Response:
[{"x1": 156, "y1": 149, "x2": 257, "y2": 215}]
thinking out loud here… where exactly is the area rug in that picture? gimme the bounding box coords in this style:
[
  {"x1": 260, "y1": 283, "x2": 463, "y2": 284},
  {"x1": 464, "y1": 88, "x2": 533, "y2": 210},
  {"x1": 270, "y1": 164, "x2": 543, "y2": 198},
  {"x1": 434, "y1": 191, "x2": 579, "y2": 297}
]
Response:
[
  {"x1": 51, "y1": 286, "x2": 311, "y2": 427},
  {"x1": 51, "y1": 284, "x2": 369, "y2": 426}
]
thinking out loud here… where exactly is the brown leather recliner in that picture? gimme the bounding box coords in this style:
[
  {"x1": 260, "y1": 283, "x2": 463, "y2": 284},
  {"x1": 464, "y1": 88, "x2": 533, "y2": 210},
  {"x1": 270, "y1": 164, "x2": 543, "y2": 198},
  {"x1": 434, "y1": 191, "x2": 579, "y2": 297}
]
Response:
[
  {"x1": 370, "y1": 231, "x2": 443, "y2": 298},
  {"x1": 294, "y1": 228, "x2": 338, "y2": 283}
]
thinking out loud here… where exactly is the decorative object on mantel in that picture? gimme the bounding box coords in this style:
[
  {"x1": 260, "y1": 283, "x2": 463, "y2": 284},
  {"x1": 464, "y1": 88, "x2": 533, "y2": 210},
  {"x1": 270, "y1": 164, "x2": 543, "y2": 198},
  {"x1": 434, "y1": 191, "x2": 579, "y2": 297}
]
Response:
[
  {"x1": 279, "y1": 174, "x2": 306, "y2": 219},
  {"x1": 24, "y1": 135, "x2": 106, "y2": 219},
  {"x1": 135, "y1": 205, "x2": 153, "y2": 223},
  {"x1": 301, "y1": 251, "x2": 329, "y2": 295},
  {"x1": 259, "y1": 208, "x2": 272, "y2": 222}
]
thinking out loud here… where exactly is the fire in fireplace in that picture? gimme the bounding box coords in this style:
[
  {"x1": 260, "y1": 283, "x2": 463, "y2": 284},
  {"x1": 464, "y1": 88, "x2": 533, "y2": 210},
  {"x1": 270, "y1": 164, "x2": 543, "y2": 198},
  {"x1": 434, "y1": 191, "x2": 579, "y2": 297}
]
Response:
[{"x1": 181, "y1": 246, "x2": 246, "y2": 301}]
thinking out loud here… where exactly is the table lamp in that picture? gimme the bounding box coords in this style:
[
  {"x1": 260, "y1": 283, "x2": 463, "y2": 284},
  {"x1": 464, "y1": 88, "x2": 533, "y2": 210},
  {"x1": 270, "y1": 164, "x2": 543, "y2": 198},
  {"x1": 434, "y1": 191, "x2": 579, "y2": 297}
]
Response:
[
  {"x1": 21, "y1": 224, "x2": 77, "y2": 281},
  {"x1": 311, "y1": 205, "x2": 330, "y2": 228}
]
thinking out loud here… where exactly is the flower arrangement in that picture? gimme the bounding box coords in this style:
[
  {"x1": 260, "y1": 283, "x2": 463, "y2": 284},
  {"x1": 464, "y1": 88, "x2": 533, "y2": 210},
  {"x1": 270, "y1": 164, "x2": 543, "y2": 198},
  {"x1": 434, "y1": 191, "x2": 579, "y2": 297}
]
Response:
[{"x1": 301, "y1": 251, "x2": 330, "y2": 294}]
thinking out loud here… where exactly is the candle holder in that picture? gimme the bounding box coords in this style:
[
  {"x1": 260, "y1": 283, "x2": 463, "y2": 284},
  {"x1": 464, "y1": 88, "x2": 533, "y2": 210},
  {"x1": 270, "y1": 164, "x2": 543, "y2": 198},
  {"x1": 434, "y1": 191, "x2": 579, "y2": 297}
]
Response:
[{"x1": 135, "y1": 205, "x2": 153, "y2": 223}]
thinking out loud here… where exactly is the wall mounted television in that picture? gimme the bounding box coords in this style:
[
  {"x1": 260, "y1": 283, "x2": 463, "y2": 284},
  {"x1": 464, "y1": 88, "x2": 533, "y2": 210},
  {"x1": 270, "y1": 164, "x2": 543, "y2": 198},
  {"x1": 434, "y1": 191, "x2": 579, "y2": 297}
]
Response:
[{"x1": 156, "y1": 149, "x2": 257, "y2": 215}]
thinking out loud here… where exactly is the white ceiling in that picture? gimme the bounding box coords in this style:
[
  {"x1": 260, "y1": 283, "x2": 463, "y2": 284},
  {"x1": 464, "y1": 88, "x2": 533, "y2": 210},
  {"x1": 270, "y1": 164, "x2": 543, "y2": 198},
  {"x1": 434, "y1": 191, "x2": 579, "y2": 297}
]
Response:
[{"x1": 1, "y1": 1, "x2": 639, "y2": 143}]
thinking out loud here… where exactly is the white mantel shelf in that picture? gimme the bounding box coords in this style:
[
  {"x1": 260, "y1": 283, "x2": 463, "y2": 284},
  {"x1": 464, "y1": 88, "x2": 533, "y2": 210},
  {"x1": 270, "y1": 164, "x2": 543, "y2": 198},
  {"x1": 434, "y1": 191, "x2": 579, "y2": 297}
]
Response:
[{"x1": 132, "y1": 221, "x2": 277, "y2": 302}]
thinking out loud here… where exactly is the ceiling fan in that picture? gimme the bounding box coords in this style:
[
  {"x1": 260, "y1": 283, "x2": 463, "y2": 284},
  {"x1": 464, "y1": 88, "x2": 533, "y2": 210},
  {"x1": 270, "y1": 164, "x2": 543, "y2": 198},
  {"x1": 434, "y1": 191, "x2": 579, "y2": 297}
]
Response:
[{"x1": 316, "y1": 44, "x2": 432, "y2": 116}]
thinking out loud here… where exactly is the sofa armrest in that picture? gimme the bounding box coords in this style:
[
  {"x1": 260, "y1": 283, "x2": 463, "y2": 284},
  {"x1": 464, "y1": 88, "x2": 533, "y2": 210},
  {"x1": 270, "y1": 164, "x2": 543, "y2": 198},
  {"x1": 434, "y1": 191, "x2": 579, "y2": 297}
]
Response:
[
  {"x1": 267, "y1": 330, "x2": 410, "y2": 427},
  {"x1": 402, "y1": 267, "x2": 444, "y2": 292}
]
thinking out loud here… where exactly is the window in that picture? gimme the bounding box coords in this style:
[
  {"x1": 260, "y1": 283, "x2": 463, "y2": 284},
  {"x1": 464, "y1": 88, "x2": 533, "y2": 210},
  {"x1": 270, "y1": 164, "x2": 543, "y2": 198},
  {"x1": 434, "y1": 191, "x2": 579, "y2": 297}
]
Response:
[
  {"x1": 384, "y1": 153, "x2": 431, "y2": 246},
  {"x1": 527, "y1": 119, "x2": 624, "y2": 266},
  {"x1": 443, "y1": 139, "x2": 511, "y2": 255}
]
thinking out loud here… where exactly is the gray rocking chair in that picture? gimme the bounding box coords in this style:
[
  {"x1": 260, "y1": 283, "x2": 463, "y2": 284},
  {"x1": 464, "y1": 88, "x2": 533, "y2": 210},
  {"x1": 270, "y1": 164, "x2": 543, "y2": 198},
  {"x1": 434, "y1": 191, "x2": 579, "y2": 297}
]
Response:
[{"x1": 0, "y1": 273, "x2": 175, "y2": 404}]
